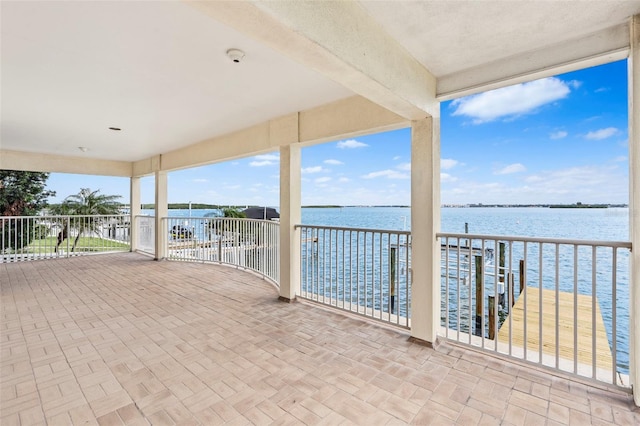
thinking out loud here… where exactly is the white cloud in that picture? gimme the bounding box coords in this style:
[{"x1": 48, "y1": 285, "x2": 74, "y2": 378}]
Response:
[
  {"x1": 393, "y1": 156, "x2": 401, "y2": 161},
  {"x1": 441, "y1": 158, "x2": 459, "y2": 170},
  {"x1": 595, "y1": 87, "x2": 609, "y2": 93},
  {"x1": 249, "y1": 153, "x2": 279, "y2": 167},
  {"x1": 337, "y1": 139, "x2": 368, "y2": 149},
  {"x1": 324, "y1": 159, "x2": 343, "y2": 165},
  {"x1": 192, "y1": 178, "x2": 208, "y2": 183},
  {"x1": 255, "y1": 154, "x2": 279, "y2": 161},
  {"x1": 397, "y1": 162, "x2": 411, "y2": 171},
  {"x1": 585, "y1": 127, "x2": 619, "y2": 140},
  {"x1": 302, "y1": 166, "x2": 326, "y2": 174},
  {"x1": 550, "y1": 131, "x2": 568, "y2": 140},
  {"x1": 568, "y1": 80, "x2": 582, "y2": 89},
  {"x1": 495, "y1": 163, "x2": 526, "y2": 175},
  {"x1": 338, "y1": 177, "x2": 350, "y2": 183},
  {"x1": 250, "y1": 160, "x2": 276, "y2": 167},
  {"x1": 315, "y1": 177, "x2": 331, "y2": 183},
  {"x1": 451, "y1": 77, "x2": 571, "y2": 123},
  {"x1": 523, "y1": 165, "x2": 627, "y2": 200},
  {"x1": 361, "y1": 169, "x2": 410, "y2": 179},
  {"x1": 613, "y1": 156, "x2": 627, "y2": 162},
  {"x1": 441, "y1": 173, "x2": 458, "y2": 183}
]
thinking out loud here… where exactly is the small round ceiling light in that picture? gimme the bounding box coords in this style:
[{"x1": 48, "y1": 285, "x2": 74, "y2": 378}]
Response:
[
  {"x1": 78, "y1": 146, "x2": 89, "y2": 153},
  {"x1": 108, "y1": 127, "x2": 121, "y2": 131},
  {"x1": 226, "y1": 48, "x2": 245, "y2": 63}
]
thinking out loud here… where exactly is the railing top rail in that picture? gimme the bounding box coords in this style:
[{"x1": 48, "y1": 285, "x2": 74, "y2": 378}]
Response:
[
  {"x1": 437, "y1": 232, "x2": 632, "y2": 249},
  {"x1": 163, "y1": 216, "x2": 278, "y2": 224},
  {"x1": 295, "y1": 223, "x2": 411, "y2": 235},
  {"x1": 1, "y1": 214, "x2": 130, "y2": 220}
]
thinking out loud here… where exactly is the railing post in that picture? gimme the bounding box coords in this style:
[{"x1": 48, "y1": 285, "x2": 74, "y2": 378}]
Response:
[{"x1": 66, "y1": 216, "x2": 70, "y2": 258}]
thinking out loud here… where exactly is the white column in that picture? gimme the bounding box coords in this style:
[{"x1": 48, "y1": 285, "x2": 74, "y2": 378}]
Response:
[
  {"x1": 410, "y1": 116, "x2": 441, "y2": 345},
  {"x1": 629, "y1": 14, "x2": 640, "y2": 406},
  {"x1": 154, "y1": 171, "x2": 168, "y2": 261},
  {"x1": 129, "y1": 176, "x2": 141, "y2": 252},
  {"x1": 279, "y1": 144, "x2": 301, "y2": 302}
]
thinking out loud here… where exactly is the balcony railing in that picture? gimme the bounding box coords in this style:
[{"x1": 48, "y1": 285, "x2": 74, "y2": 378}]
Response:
[
  {"x1": 163, "y1": 216, "x2": 280, "y2": 286},
  {"x1": 1, "y1": 214, "x2": 131, "y2": 262},
  {"x1": 438, "y1": 232, "x2": 631, "y2": 387},
  {"x1": 135, "y1": 215, "x2": 155, "y2": 255},
  {"x1": 297, "y1": 224, "x2": 411, "y2": 328},
  {"x1": 3, "y1": 213, "x2": 632, "y2": 388}
]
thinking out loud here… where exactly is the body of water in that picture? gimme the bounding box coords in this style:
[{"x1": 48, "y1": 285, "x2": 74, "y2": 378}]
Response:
[
  {"x1": 150, "y1": 206, "x2": 631, "y2": 375},
  {"x1": 145, "y1": 206, "x2": 630, "y2": 241}
]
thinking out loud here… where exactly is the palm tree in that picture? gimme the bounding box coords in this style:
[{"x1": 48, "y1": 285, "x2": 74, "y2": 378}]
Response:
[{"x1": 51, "y1": 188, "x2": 122, "y2": 252}]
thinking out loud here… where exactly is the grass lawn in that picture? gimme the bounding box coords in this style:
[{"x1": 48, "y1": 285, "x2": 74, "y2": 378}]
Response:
[{"x1": 26, "y1": 236, "x2": 130, "y2": 252}]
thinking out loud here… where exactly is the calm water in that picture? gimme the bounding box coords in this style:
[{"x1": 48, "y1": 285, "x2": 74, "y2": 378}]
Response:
[{"x1": 148, "y1": 206, "x2": 630, "y2": 240}]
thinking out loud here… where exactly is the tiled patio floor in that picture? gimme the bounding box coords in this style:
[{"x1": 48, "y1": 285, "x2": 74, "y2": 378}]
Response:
[{"x1": 2, "y1": 253, "x2": 639, "y2": 425}]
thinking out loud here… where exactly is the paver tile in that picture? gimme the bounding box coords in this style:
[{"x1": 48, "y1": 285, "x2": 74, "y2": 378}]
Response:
[{"x1": 2, "y1": 253, "x2": 640, "y2": 425}]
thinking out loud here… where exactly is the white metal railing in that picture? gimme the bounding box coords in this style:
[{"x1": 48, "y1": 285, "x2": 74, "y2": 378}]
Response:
[
  {"x1": 136, "y1": 215, "x2": 155, "y2": 255},
  {"x1": 1, "y1": 214, "x2": 131, "y2": 262},
  {"x1": 438, "y1": 232, "x2": 631, "y2": 387},
  {"x1": 164, "y1": 216, "x2": 280, "y2": 286},
  {"x1": 297, "y1": 224, "x2": 411, "y2": 328}
]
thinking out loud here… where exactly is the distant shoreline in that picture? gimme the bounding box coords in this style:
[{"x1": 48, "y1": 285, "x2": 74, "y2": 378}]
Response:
[{"x1": 139, "y1": 203, "x2": 628, "y2": 210}]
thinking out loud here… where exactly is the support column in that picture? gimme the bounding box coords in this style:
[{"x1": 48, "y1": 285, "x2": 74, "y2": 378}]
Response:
[
  {"x1": 130, "y1": 176, "x2": 141, "y2": 252},
  {"x1": 410, "y1": 116, "x2": 441, "y2": 345},
  {"x1": 279, "y1": 145, "x2": 301, "y2": 302},
  {"x1": 629, "y1": 14, "x2": 640, "y2": 406},
  {"x1": 154, "y1": 171, "x2": 168, "y2": 261}
]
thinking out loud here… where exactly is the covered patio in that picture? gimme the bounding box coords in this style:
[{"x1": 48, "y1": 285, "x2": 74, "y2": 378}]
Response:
[
  {"x1": 2, "y1": 253, "x2": 638, "y2": 425},
  {"x1": 3, "y1": 0, "x2": 640, "y2": 420}
]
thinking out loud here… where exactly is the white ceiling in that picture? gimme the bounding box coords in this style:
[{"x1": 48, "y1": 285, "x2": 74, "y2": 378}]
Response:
[
  {"x1": 360, "y1": 1, "x2": 639, "y2": 77},
  {"x1": 2, "y1": 1, "x2": 639, "y2": 165},
  {"x1": 0, "y1": 1, "x2": 353, "y2": 162}
]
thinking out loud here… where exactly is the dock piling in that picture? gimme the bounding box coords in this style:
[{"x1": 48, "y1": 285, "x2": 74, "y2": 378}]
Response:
[
  {"x1": 475, "y1": 255, "x2": 483, "y2": 336},
  {"x1": 390, "y1": 247, "x2": 396, "y2": 314}
]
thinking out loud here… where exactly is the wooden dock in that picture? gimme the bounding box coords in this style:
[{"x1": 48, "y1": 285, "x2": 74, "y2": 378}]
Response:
[{"x1": 497, "y1": 286, "x2": 613, "y2": 372}]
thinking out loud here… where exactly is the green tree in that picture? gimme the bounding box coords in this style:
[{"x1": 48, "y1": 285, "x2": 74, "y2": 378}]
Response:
[
  {"x1": 51, "y1": 188, "x2": 122, "y2": 252},
  {"x1": 0, "y1": 170, "x2": 55, "y2": 251}
]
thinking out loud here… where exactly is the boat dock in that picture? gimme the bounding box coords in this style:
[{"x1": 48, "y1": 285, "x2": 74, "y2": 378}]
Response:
[{"x1": 497, "y1": 286, "x2": 614, "y2": 376}]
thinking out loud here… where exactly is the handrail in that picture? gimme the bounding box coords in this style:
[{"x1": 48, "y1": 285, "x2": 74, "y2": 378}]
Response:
[
  {"x1": 438, "y1": 232, "x2": 631, "y2": 388},
  {"x1": 297, "y1": 224, "x2": 411, "y2": 329},
  {"x1": 297, "y1": 223, "x2": 411, "y2": 235},
  {"x1": 1, "y1": 214, "x2": 131, "y2": 262},
  {"x1": 163, "y1": 216, "x2": 280, "y2": 287},
  {"x1": 438, "y1": 232, "x2": 632, "y2": 248}
]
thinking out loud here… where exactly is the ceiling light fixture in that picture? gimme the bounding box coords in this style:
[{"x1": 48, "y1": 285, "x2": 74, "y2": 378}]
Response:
[
  {"x1": 78, "y1": 147, "x2": 89, "y2": 152},
  {"x1": 108, "y1": 127, "x2": 121, "y2": 131},
  {"x1": 226, "y1": 48, "x2": 245, "y2": 63}
]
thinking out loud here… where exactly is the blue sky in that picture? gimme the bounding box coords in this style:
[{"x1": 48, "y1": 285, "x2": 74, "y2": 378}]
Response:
[{"x1": 46, "y1": 60, "x2": 629, "y2": 206}]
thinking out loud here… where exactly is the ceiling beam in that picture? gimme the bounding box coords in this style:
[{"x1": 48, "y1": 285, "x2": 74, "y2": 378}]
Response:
[
  {"x1": 437, "y1": 24, "x2": 630, "y2": 101},
  {"x1": 136, "y1": 95, "x2": 406, "y2": 175},
  {"x1": 0, "y1": 150, "x2": 132, "y2": 177},
  {"x1": 185, "y1": 0, "x2": 437, "y2": 119}
]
